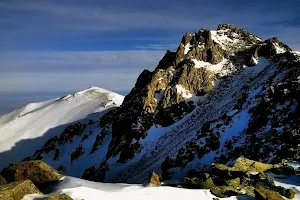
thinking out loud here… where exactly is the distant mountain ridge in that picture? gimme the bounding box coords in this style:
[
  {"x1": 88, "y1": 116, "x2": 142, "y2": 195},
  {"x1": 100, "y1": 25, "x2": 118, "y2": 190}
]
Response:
[{"x1": 0, "y1": 87, "x2": 124, "y2": 172}]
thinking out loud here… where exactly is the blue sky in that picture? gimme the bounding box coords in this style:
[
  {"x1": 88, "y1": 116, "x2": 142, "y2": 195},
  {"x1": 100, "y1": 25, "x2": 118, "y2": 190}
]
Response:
[{"x1": 0, "y1": 0, "x2": 300, "y2": 95}]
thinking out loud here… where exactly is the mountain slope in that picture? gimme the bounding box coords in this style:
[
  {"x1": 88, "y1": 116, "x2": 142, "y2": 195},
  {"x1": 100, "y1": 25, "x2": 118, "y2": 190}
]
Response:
[
  {"x1": 4, "y1": 24, "x2": 300, "y2": 187},
  {"x1": 78, "y1": 24, "x2": 300, "y2": 183},
  {"x1": 0, "y1": 87, "x2": 124, "y2": 170}
]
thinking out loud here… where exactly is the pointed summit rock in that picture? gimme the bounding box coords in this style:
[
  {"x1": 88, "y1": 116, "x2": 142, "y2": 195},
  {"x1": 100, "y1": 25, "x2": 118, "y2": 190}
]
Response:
[{"x1": 149, "y1": 171, "x2": 161, "y2": 186}]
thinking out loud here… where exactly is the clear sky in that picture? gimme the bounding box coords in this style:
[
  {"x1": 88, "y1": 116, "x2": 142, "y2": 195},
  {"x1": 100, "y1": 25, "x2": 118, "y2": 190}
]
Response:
[{"x1": 0, "y1": 0, "x2": 300, "y2": 95}]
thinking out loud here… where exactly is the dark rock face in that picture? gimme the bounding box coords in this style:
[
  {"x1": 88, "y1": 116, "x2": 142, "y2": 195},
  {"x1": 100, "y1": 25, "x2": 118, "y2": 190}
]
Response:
[
  {"x1": 257, "y1": 37, "x2": 291, "y2": 57},
  {"x1": 81, "y1": 161, "x2": 109, "y2": 182},
  {"x1": 0, "y1": 180, "x2": 42, "y2": 200},
  {"x1": 71, "y1": 144, "x2": 84, "y2": 162},
  {"x1": 149, "y1": 171, "x2": 161, "y2": 186},
  {"x1": 1, "y1": 160, "x2": 62, "y2": 185}
]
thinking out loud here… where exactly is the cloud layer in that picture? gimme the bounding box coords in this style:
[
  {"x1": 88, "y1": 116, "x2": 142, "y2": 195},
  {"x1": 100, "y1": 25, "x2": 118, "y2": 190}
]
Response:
[{"x1": 0, "y1": 50, "x2": 165, "y2": 92}]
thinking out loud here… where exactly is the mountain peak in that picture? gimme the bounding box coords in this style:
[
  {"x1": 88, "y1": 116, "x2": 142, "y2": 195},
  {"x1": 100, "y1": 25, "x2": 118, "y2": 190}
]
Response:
[
  {"x1": 92, "y1": 24, "x2": 297, "y2": 171},
  {"x1": 216, "y1": 23, "x2": 236, "y2": 30},
  {"x1": 74, "y1": 86, "x2": 115, "y2": 96},
  {"x1": 2, "y1": 24, "x2": 299, "y2": 188}
]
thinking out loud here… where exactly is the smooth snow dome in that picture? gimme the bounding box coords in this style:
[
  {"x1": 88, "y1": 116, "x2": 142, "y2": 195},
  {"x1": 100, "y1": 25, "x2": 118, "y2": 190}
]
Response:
[{"x1": 0, "y1": 87, "x2": 124, "y2": 170}]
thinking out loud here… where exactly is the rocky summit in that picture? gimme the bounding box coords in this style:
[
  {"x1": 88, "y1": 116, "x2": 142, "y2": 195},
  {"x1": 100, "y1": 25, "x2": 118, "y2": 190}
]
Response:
[{"x1": 7, "y1": 23, "x2": 300, "y2": 194}]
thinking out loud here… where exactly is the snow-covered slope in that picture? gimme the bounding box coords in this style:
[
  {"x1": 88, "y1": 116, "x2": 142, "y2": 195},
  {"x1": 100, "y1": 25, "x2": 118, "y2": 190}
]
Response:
[
  {"x1": 23, "y1": 176, "x2": 225, "y2": 200},
  {"x1": 22, "y1": 174, "x2": 300, "y2": 200},
  {"x1": 0, "y1": 87, "x2": 124, "y2": 170}
]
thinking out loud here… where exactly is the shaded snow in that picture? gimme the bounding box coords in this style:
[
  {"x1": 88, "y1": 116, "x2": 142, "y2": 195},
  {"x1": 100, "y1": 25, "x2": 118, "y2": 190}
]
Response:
[
  {"x1": 154, "y1": 90, "x2": 164, "y2": 102},
  {"x1": 244, "y1": 57, "x2": 270, "y2": 74},
  {"x1": 247, "y1": 86, "x2": 262, "y2": 101},
  {"x1": 220, "y1": 109, "x2": 250, "y2": 147},
  {"x1": 227, "y1": 109, "x2": 238, "y2": 117}
]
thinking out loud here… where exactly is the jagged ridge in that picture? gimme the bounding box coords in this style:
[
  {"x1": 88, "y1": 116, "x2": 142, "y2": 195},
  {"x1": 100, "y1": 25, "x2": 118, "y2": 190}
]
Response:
[{"x1": 15, "y1": 24, "x2": 300, "y2": 185}]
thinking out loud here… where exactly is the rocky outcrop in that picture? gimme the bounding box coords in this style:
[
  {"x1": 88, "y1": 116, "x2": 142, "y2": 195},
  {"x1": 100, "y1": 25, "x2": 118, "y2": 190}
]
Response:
[
  {"x1": 232, "y1": 157, "x2": 274, "y2": 172},
  {"x1": 178, "y1": 158, "x2": 295, "y2": 199},
  {"x1": 0, "y1": 160, "x2": 73, "y2": 200},
  {"x1": 1, "y1": 160, "x2": 62, "y2": 185},
  {"x1": 81, "y1": 162, "x2": 108, "y2": 182},
  {"x1": 149, "y1": 171, "x2": 161, "y2": 186},
  {"x1": 71, "y1": 144, "x2": 84, "y2": 162},
  {"x1": 0, "y1": 180, "x2": 42, "y2": 200}
]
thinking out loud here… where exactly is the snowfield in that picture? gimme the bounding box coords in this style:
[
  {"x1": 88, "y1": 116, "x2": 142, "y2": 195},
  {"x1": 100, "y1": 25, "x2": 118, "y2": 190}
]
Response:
[
  {"x1": 22, "y1": 175, "x2": 300, "y2": 200},
  {"x1": 0, "y1": 87, "x2": 124, "y2": 170},
  {"x1": 23, "y1": 176, "x2": 250, "y2": 200}
]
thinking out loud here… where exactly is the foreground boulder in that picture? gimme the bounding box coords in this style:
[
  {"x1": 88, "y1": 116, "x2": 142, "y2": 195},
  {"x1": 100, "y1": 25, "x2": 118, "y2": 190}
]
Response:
[
  {"x1": 0, "y1": 180, "x2": 42, "y2": 200},
  {"x1": 254, "y1": 184, "x2": 284, "y2": 200},
  {"x1": 47, "y1": 193, "x2": 73, "y2": 200},
  {"x1": 1, "y1": 160, "x2": 63, "y2": 185},
  {"x1": 149, "y1": 171, "x2": 161, "y2": 186}
]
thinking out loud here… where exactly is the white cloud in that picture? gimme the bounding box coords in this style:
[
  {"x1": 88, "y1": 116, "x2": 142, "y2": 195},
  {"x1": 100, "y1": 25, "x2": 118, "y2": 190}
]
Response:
[{"x1": 0, "y1": 50, "x2": 165, "y2": 72}]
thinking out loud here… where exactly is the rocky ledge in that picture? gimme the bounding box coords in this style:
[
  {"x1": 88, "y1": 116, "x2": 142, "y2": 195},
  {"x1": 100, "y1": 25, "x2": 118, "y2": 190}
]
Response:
[{"x1": 176, "y1": 157, "x2": 296, "y2": 199}]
